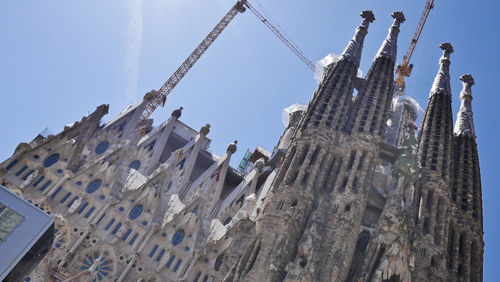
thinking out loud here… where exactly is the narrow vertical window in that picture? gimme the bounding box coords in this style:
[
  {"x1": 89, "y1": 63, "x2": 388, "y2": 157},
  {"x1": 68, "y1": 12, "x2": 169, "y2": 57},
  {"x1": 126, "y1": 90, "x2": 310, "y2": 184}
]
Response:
[
  {"x1": 50, "y1": 186, "x2": 62, "y2": 199},
  {"x1": 112, "y1": 223, "x2": 122, "y2": 235},
  {"x1": 16, "y1": 166, "x2": 28, "y2": 176},
  {"x1": 84, "y1": 207, "x2": 95, "y2": 218},
  {"x1": 156, "y1": 249, "x2": 165, "y2": 262},
  {"x1": 149, "y1": 245, "x2": 159, "y2": 258},
  {"x1": 5, "y1": 159, "x2": 18, "y2": 170},
  {"x1": 122, "y1": 229, "x2": 132, "y2": 241},
  {"x1": 105, "y1": 219, "x2": 115, "y2": 230},
  {"x1": 78, "y1": 202, "x2": 88, "y2": 214},
  {"x1": 173, "y1": 259, "x2": 183, "y2": 272},
  {"x1": 60, "y1": 192, "x2": 72, "y2": 204},
  {"x1": 129, "y1": 233, "x2": 139, "y2": 246}
]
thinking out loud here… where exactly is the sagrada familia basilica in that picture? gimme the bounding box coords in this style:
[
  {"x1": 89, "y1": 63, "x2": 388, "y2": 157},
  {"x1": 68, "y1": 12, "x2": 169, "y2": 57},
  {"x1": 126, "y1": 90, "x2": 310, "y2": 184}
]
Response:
[{"x1": 0, "y1": 9, "x2": 483, "y2": 282}]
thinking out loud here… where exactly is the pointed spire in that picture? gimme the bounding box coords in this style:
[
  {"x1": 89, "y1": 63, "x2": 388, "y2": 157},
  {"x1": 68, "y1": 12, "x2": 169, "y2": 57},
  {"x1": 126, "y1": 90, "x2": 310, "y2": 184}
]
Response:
[
  {"x1": 430, "y1": 42, "x2": 454, "y2": 97},
  {"x1": 454, "y1": 74, "x2": 476, "y2": 137},
  {"x1": 376, "y1": 11, "x2": 405, "y2": 61},
  {"x1": 341, "y1": 10, "x2": 375, "y2": 67}
]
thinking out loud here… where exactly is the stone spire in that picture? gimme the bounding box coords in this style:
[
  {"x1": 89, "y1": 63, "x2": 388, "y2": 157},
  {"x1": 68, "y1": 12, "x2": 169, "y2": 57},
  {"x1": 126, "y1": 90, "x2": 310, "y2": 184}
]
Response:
[
  {"x1": 454, "y1": 74, "x2": 476, "y2": 137},
  {"x1": 345, "y1": 11, "x2": 404, "y2": 137},
  {"x1": 430, "y1": 42, "x2": 454, "y2": 97},
  {"x1": 341, "y1": 10, "x2": 375, "y2": 67},
  {"x1": 376, "y1": 11, "x2": 405, "y2": 61}
]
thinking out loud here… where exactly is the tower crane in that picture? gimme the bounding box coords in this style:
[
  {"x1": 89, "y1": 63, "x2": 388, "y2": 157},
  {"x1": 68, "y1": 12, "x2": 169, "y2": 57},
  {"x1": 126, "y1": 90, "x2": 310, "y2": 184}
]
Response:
[
  {"x1": 137, "y1": 0, "x2": 313, "y2": 134},
  {"x1": 394, "y1": 0, "x2": 434, "y2": 95}
]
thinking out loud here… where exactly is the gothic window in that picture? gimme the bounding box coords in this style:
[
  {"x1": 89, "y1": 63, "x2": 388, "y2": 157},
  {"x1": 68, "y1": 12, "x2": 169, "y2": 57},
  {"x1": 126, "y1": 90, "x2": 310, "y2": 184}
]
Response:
[
  {"x1": 105, "y1": 219, "x2": 115, "y2": 230},
  {"x1": 95, "y1": 141, "x2": 110, "y2": 155},
  {"x1": 129, "y1": 233, "x2": 139, "y2": 246},
  {"x1": 84, "y1": 207, "x2": 95, "y2": 218},
  {"x1": 129, "y1": 160, "x2": 141, "y2": 170},
  {"x1": 156, "y1": 249, "x2": 165, "y2": 262},
  {"x1": 16, "y1": 166, "x2": 28, "y2": 176},
  {"x1": 173, "y1": 259, "x2": 183, "y2": 272},
  {"x1": 44, "y1": 154, "x2": 60, "y2": 167},
  {"x1": 214, "y1": 253, "x2": 225, "y2": 271},
  {"x1": 60, "y1": 192, "x2": 72, "y2": 204},
  {"x1": 129, "y1": 204, "x2": 143, "y2": 220},
  {"x1": 78, "y1": 202, "x2": 89, "y2": 214},
  {"x1": 66, "y1": 196, "x2": 78, "y2": 208},
  {"x1": 111, "y1": 223, "x2": 122, "y2": 235},
  {"x1": 5, "y1": 159, "x2": 18, "y2": 170},
  {"x1": 86, "y1": 179, "x2": 102, "y2": 194},
  {"x1": 194, "y1": 271, "x2": 202, "y2": 282},
  {"x1": 50, "y1": 187, "x2": 62, "y2": 199},
  {"x1": 149, "y1": 245, "x2": 158, "y2": 257},
  {"x1": 177, "y1": 158, "x2": 186, "y2": 170},
  {"x1": 22, "y1": 170, "x2": 35, "y2": 180},
  {"x1": 172, "y1": 229, "x2": 185, "y2": 246},
  {"x1": 166, "y1": 182, "x2": 173, "y2": 192},
  {"x1": 122, "y1": 229, "x2": 132, "y2": 241},
  {"x1": 144, "y1": 139, "x2": 156, "y2": 152},
  {"x1": 33, "y1": 176, "x2": 45, "y2": 187},
  {"x1": 166, "y1": 255, "x2": 176, "y2": 268}
]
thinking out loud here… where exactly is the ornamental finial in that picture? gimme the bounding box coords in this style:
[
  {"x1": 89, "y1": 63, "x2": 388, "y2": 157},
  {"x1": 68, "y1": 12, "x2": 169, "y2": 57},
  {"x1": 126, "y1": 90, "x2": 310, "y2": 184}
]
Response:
[
  {"x1": 454, "y1": 74, "x2": 476, "y2": 137},
  {"x1": 376, "y1": 11, "x2": 405, "y2": 61},
  {"x1": 430, "y1": 42, "x2": 453, "y2": 96},
  {"x1": 341, "y1": 11, "x2": 375, "y2": 67}
]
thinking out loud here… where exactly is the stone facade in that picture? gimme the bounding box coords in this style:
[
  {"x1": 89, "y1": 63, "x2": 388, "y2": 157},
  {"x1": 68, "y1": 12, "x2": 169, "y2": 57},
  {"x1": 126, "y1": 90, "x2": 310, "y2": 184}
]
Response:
[{"x1": 0, "y1": 10, "x2": 483, "y2": 282}]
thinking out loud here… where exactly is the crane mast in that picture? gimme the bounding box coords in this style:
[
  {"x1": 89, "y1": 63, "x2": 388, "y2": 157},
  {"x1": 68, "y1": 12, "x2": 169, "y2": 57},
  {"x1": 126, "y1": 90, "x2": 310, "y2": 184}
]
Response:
[
  {"x1": 395, "y1": 0, "x2": 434, "y2": 95},
  {"x1": 137, "y1": 0, "x2": 313, "y2": 135}
]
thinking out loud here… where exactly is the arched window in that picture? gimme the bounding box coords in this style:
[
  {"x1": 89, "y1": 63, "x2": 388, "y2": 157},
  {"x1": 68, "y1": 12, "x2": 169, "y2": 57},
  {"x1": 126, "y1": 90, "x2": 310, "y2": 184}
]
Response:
[
  {"x1": 44, "y1": 154, "x2": 60, "y2": 167},
  {"x1": 95, "y1": 141, "x2": 110, "y2": 155},
  {"x1": 194, "y1": 271, "x2": 202, "y2": 282},
  {"x1": 129, "y1": 160, "x2": 141, "y2": 170},
  {"x1": 122, "y1": 229, "x2": 132, "y2": 241},
  {"x1": 129, "y1": 204, "x2": 143, "y2": 220},
  {"x1": 172, "y1": 229, "x2": 185, "y2": 246},
  {"x1": 86, "y1": 179, "x2": 102, "y2": 194},
  {"x1": 78, "y1": 202, "x2": 88, "y2": 214}
]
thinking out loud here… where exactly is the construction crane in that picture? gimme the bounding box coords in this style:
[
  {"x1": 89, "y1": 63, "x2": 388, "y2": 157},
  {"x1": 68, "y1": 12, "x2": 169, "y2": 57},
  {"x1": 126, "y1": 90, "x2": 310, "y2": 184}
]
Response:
[
  {"x1": 137, "y1": 0, "x2": 313, "y2": 134},
  {"x1": 394, "y1": 0, "x2": 434, "y2": 95}
]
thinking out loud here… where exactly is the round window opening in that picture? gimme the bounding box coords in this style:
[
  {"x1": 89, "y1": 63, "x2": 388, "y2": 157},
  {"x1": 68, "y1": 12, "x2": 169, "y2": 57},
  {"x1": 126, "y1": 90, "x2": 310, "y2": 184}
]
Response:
[
  {"x1": 86, "y1": 179, "x2": 102, "y2": 194},
  {"x1": 172, "y1": 229, "x2": 185, "y2": 246},
  {"x1": 95, "y1": 141, "x2": 110, "y2": 155},
  {"x1": 44, "y1": 153, "x2": 60, "y2": 167},
  {"x1": 129, "y1": 204, "x2": 143, "y2": 220},
  {"x1": 129, "y1": 160, "x2": 141, "y2": 170}
]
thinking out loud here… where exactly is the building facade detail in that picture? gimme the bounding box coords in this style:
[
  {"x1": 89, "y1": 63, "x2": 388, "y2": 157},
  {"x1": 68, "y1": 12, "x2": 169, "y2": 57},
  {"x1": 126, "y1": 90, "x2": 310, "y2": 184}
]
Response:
[{"x1": 0, "y1": 10, "x2": 483, "y2": 282}]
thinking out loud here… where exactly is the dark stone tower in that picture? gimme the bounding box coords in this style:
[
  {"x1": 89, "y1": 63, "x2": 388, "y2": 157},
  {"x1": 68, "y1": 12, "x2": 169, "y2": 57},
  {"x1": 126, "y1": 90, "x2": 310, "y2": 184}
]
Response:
[
  {"x1": 413, "y1": 42, "x2": 455, "y2": 281},
  {"x1": 448, "y1": 74, "x2": 483, "y2": 281}
]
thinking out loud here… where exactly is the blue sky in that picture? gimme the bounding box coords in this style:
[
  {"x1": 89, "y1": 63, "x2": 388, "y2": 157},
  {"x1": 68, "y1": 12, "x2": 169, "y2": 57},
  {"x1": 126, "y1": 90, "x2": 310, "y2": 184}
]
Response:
[{"x1": 1, "y1": 0, "x2": 499, "y2": 279}]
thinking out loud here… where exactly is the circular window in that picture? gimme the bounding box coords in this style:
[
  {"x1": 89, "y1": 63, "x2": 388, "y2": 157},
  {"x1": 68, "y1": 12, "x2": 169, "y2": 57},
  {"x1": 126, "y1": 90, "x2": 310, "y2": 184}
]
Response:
[
  {"x1": 129, "y1": 204, "x2": 143, "y2": 220},
  {"x1": 44, "y1": 153, "x2": 60, "y2": 167},
  {"x1": 172, "y1": 229, "x2": 185, "y2": 246},
  {"x1": 129, "y1": 160, "x2": 141, "y2": 170},
  {"x1": 95, "y1": 141, "x2": 110, "y2": 155},
  {"x1": 86, "y1": 179, "x2": 102, "y2": 194}
]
